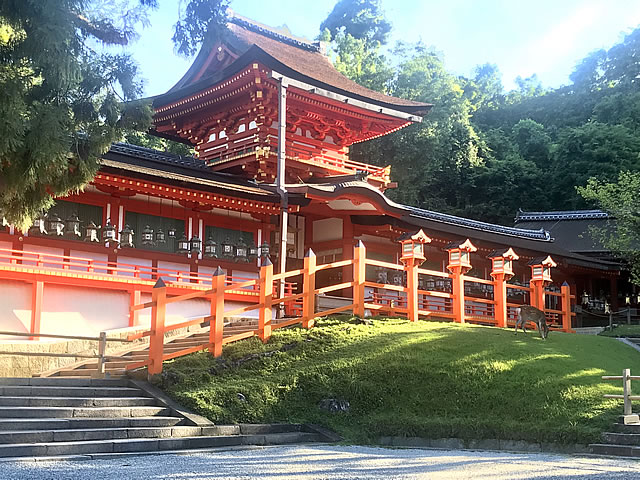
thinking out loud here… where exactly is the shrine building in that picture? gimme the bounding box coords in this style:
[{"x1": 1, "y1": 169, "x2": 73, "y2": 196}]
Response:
[{"x1": 0, "y1": 14, "x2": 621, "y2": 340}]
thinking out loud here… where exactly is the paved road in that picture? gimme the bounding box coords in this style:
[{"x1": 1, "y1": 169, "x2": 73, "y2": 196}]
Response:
[{"x1": 3, "y1": 445, "x2": 639, "y2": 479}]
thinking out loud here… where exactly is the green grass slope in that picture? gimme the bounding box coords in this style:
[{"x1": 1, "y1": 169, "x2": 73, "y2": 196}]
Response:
[{"x1": 155, "y1": 317, "x2": 639, "y2": 445}]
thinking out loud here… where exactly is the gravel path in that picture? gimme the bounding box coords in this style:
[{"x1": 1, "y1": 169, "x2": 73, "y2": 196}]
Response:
[{"x1": 2, "y1": 444, "x2": 639, "y2": 479}]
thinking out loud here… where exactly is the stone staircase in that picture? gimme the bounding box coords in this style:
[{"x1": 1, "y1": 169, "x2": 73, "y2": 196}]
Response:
[
  {"x1": 0, "y1": 377, "x2": 330, "y2": 458},
  {"x1": 590, "y1": 417, "x2": 640, "y2": 457}
]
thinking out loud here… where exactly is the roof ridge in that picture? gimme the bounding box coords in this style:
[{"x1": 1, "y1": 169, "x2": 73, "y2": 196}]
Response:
[
  {"x1": 515, "y1": 209, "x2": 610, "y2": 222},
  {"x1": 229, "y1": 13, "x2": 321, "y2": 53}
]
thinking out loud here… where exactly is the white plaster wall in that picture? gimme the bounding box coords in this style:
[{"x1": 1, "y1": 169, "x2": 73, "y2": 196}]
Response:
[
  {"x1": 0, "y1": 280, "x2": 31, "y2": 338},
  {"x1": 69, "y1": 250, "x2": 109, "y2": 273},
  {"x1": 40, "y1": 285, "x2": 129, "y2": 335},
  {"x1": 313, "y1": 218, "x2": 343, "y2": 243},
  {"x1": 21, "y1": 245, "x2": 64, "y2": 269},
  {"x1": 117, "y1": 256, "x2": 153, "y2": 279},
  {"x1": 0, "y1": 241, "x2": 13, "y2": 263}
]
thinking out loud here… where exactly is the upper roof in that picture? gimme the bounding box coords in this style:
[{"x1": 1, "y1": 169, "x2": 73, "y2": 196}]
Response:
[{"x1": 152, "y1": 14, "x2": 431, "y2": 116}]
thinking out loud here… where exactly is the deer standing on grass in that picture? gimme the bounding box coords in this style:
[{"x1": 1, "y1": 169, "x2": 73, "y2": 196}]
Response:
[{"x1": 514, "y1": 305, "x2": 549, "y2": 339}]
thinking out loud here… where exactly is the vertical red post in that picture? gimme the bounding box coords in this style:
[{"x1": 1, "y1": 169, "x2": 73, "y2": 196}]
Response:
[
  {"x1": 209, "y1": 267, "x2": 226, "y2": 358},
  {"x1": 450, "y1": 267, "x2": 465, "y2": 323},
  {"x1": 353, "y1": 241, "x2": 366, "y2": 318},
  {"x1": 530, "y1": 279, "x2": 544, "y2": 311},
  {"x1": 405, "y1": 261, "x2": 418, "y2": 322},
  {"x1": 259, "y1": 258, "x2": 273, "y2": 342},
  {"x1": 29, "y1": 281, "x2": 44, "y2": 340},
  {"x1": 302, "y1": 249, "x2": 316, "y2": 329},
  {"x1": 493, "y1": 273, "x2": 507, "y2": 328},
  {"x1": 342, "y1": 218, "x2": 354, "y2": 297},
  {"x1": 561, "y1": 281, "x2": 572, "y2": 332},
  {"x1": 129, "y1": 289, "x2": 141, "y2": 327},
  {"x1": 148, "y1": 278, "x2": 167, "y2": 377}
]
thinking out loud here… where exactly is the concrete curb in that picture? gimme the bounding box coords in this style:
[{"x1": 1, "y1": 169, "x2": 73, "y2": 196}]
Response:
[
  {"x1": 618, "y1": 338, "x2": 640, "y2": 353},
  {"x1": 378, "y1": 436, "x2": 590, "y2": 454}
]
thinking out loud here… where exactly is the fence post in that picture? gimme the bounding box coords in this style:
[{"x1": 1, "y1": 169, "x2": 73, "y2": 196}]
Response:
[
  {"x1": 148, "y1": 278, "x2": 167, "y2": 377},
  {"x1": 627, "y1": 307, "x2": 632, "y2": 325},
  {"x1": 259, "y1": 258, "x2": 273, "y2": 342},
  {"x1": 623, "y1": 368, "x2": 632, "y2": 416},
  {"x1": 209, "y1": 267, "x2": 226, "y2": 358},
  {"x1": 303, "y1": 249, "x2": 316, "y2": 329},
  {"x1": 97, "y1": 331, "x2": 107, "y2": 378},
  {"x1": 450, "y1": 269, "x2": 465, "y2": 324},
  {"x1": 353, "y1": 241, "x2": 366, "y2": 318},
  {"x1": 561, "y1": 282, "x2": 571, "y2": 332},
  {"x1": 529, "y1": 279, "x2": 545, "y2": 311},
  {"x1": 493, "y1": 273, "x2": 507, "y2": 328},
  {"x1": 405, "y1": 261, "x2": 418, "y2": 323}
]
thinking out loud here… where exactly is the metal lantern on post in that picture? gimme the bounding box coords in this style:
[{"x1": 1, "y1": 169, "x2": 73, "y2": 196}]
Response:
[
  {"x1": 189, "y1": 235, "x2": 201, "y2": 256},
  {"x1": 83, "y1": 221, "x2": 100, "y2": 242},
  {"x1": 398, "y1": 229, "x2": 431, "y2": 267},
  {"x1": 528, "y1": 255, "x2": 556, "y2": 283},
  {"x1": 119, "y1": 225, "x2": 134, "y2": 248},
  {"x1": 445, "y1": 239, "x2": 477, "y2": 274},
  {"x1": 46, "y1": 213, "x2": 65, "y2": 236},
  {"x1": 28, "y1": 213, "x2": 47, "y2": 236},
  {"x1": 155, "y1": 228, "x2": 166, "y2": 245},
  {"x1": 488, "y1": 247, "x2": 519, "y2": 280},
  {"x1": 64, "y1": 213, "x2": 81, "y2": 239},
  {"x1": 235, "y1": 237, "x2": 248, "y2": 262},
  {"x1": 141, "y1": 225, "x2": 154, "y2": 246},
  {"x1": 176, "y1": 233, "x2": 190, "y2": 254},
  {"x1": 102, "y1": 218, "x2": 117, "y2": 244},
  {"x1": 221, "y1": 236, "x2": 234, "y2": 260},
  {"x1": 204, "y1": 236, "x2": 218, "y2": 258},
  {"x1": 167, "y1": 227, "x2": 176, "y2": 239},
  {"x1": 582, "y1": 291, "x2": 590, "y2": 306}
]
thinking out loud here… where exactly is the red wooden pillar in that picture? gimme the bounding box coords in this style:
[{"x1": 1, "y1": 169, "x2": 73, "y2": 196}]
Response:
[
  {"x1": 129, "y1": 289, "x2": 141, "y2": 327},
  {"x1": 29, "y1": 281, "x2": 44, "y2": 340},
  {"x1": 445, "y1": 239, "x2": 477, "y2": 324},
  {"x1": 258, "y1": 259, "x2": 273, "y2": 342},
  {"x1": 489, "y1": 248, "x2": 519, "y2": 328},
  {"x1": 561, "y1": 282, "x2": 572, "y2": 332},
  {"x1": 353, "y1": 241, "x2": 366, "y2": 318},
  {"x1": 209, "y1": 267, "x2": 226, "y2": 358},
  {"x1": 302, "y1": 249, "x2": 316, "y2": 329},
  {"x1": 148, "y1": 278, "x2": 167, "y2": 377},
  {"x1": 450, "y1": 267, "x2": 465, "y2": 323}
]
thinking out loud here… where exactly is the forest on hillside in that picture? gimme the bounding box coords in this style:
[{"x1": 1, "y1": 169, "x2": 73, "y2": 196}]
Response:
[{"x1": 315, "y1": 1, "x2": 640, "y2": 226}]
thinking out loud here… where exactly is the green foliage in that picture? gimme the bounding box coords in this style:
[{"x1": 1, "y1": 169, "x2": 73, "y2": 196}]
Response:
[
  {"x1": 172, "y1": 0, "x2": 228, "y2": 57},
  {"x1": 0, "y1": 0, "x2": 156, "y2": 230},
  {"x1": 124, "y1": 131, "x2": 194, "y2": 156},
  {"x1": 579, "y1": 172, "x2": 640, "y2": 283},
  {"x1": 320, "y1": 0, "x2": 391, "y2": 47},
  {"x1": 599, "y1": 324, "x2": 640, "y2": 337},
  {"x1": 159, "y1": 317, "x2": 637, "y2": 444}
]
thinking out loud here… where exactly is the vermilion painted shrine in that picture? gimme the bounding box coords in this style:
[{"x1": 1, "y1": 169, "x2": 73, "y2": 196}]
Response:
[{"x1": 0, "y1": 14, "x2": 625, "y2": 365}]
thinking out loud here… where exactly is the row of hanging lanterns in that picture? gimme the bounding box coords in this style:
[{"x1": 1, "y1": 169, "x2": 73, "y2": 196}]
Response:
[{"x1": 28, "y1": 213, "x2": 270, "y2": 262}]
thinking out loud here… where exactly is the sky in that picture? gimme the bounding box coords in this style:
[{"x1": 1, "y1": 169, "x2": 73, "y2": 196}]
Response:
[{"x1": 127, "y1": 0, "x2": 640, "y2": 97}]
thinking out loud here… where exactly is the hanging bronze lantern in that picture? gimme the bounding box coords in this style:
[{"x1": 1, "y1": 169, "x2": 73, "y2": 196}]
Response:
[
  {"x1": 204, "y1": 236, "x2": 218, "y2": 258},
  {"x1": 259, "y1": 241, "x2": 270, "y2": 260},
  {"x1": 83, "y1": 221, "x2": 100, "y2": 242},
  {"x1": 248, "y1": 243, "x2": 259, "y2": 261},
  {"x1": 28, "y1": 213, "x2": 47, "y2": 236},
  {"x1": 155, "y1": 228, "x2": 166, "y2": 245},
  {"x1": 176, "y1": 233, "x2": 190, "y2": 254},
  {"x1": 221, "y1": 236, "x2": 234, "y2": 260},
  {"x1": 64, "y1": 213, "x2": 81, "y2": 239},
  {"x1": 235, "y1": 237, "x2": 248, "y2": 262},
  {"x1": 103, "y1": 218, "x2": 117, "y2": 243},
  {"x1": 46, "y1": 213, "x2": 64, "y2": 236},
  {"x1": 167, "y1": 227, "x2": 176, "y2": 238},
  {"x1": 190, "y1": 235, "x2": 202, "y2": 255},
  {"x1": 119, "y1": 225, "x2": 134, "y2": 248},
  {"x1": 141, "y1": 225, "x2": 154, "y2": 246}
]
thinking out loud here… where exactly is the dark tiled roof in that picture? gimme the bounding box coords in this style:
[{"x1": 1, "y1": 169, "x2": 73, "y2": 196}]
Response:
[
  {"x1": 108, "y1": 143, "x2": 208, "y2": 171},
  {"x1": 515, "y1": 209, "x2": 610, "y2": 222}
]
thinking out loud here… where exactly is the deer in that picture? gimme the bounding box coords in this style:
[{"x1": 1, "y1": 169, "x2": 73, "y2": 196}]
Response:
[{"x1": 514, "y1": 305, "x2": 549, "y2": 339}]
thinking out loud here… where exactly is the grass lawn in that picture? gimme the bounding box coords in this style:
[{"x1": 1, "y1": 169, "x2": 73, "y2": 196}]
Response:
[
  {"x1": 155, "y1": 316, "x2": 639, "y2": 445},
  {"x1": 600, "y1": 324, "x2": 640, "y2": 337}
]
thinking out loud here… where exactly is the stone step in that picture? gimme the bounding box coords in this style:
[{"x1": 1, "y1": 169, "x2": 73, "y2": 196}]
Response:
[
  {"x1": 602, "y1": 432, "x2": 640, "y2": 446},
  {"x1": 0, "y1": 386, "x2": 146, "y2": 398},
  {"x1": 0, "y1": 432, "x2": 323, "y2": 457},
  {"x1": 590, "y1": 443, "x2": 640, "y2": 457},
  {"x1": 0, "y1": 406, "x2": 170, "y2": 418},
  {"x1": 53, "y1": 368, "x2": 127, "y2": 377},
  {"x1": 238, "y1": 423, "x2": 302, "y2": 434},
  {"x1": 613, "y1": 423, "x2": 640, "y2": 434},
  {"x1": 0, "y1": 425, "x2": 205, "y2": 444},
  {"x1": 0, "y1": 396, "x2": 157, "y2": 408},
  {"x1": 0, "y1": 416, "x2": 183, "y2": 431},
  {"x1": 0, "y1": 377, "x2": 127, "y2": 387}
]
